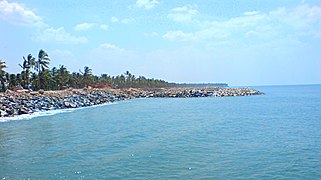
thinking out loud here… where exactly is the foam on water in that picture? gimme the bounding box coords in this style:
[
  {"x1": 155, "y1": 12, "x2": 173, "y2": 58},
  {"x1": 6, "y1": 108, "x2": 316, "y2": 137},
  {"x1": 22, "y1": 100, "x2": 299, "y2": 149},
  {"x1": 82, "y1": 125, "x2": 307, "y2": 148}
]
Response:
[
  {"x1": 0, "y1": 101, "x2": 116, "y2": 123},
  {"x1": 0, "y1": 109, "x2": 74, "y2": 122}
]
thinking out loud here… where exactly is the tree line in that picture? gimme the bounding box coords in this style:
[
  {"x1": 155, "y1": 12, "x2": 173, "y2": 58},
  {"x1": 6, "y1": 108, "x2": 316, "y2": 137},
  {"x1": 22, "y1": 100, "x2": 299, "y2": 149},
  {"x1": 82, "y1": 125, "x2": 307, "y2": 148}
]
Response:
[{"x1": 0, "y1": 49, "x2": 175, "y2": 92}]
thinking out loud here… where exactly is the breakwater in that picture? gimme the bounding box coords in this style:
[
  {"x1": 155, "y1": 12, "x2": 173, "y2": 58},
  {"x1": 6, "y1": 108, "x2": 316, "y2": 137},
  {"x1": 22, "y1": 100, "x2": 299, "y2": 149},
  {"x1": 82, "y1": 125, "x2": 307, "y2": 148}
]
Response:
[{"x1": 0, "y1": 87, "x2": 263, "y2": 118}]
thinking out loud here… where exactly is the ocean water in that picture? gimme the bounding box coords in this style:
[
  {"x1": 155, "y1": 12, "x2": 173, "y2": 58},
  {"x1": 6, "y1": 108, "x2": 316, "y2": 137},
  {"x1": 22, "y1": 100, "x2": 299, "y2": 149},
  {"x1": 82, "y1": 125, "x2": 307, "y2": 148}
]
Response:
[{"x1": 0, "y1": 85, "x2": 320, "y2": 179}]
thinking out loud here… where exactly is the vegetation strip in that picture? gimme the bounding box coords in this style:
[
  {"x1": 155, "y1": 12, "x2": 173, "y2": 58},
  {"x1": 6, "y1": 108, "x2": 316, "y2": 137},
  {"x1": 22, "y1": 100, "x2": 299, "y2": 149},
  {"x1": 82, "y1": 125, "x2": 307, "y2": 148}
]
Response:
[{"x1": 0, "y1": 49, "x2": 174, "y2": 92}]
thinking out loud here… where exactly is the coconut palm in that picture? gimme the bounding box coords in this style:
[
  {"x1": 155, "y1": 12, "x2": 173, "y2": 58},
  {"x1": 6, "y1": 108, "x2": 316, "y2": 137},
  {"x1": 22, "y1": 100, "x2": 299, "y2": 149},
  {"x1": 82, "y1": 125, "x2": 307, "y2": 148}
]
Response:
[
  {"x1": 70, "y1": 72, "x2": 82, "y2": 88},
  {"x1": 58, "y1": 65, "x2": 69, "y2": 89},
  {"x1": 39, "y1": 69, "x2": 52, "y2": 90},
  {"x1": 37, "y1": 49, "x2": 50, "y2": 89},
  {"x1": 0, "y1": 60, "x2": 7, "y2": 92},
  {"x1": 19, "y1": 54, "x2": 35, "y2": 89},
  {"x1": 83, "y1": 66, "x2": 92, "y2": 77},
  {"x1": 9, "y1": 74, "x2": 17, "y2": 90},
  {"x1": 30, "y1": 72, "x2": 39, "y2": 90},
  {"x1": 16, "y1": 73, "x2": 23, "y2": 88},
  {"x1": 81, "y1": 66, "x2": 92, "y2": 87}
]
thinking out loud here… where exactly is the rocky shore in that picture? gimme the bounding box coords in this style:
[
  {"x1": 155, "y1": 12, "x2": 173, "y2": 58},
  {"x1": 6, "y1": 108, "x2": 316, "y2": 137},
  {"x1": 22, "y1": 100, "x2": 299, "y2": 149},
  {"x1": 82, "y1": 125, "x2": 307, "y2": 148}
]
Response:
[{"x1": 0, "y1": 87, "x2": 264, "y2": 118}]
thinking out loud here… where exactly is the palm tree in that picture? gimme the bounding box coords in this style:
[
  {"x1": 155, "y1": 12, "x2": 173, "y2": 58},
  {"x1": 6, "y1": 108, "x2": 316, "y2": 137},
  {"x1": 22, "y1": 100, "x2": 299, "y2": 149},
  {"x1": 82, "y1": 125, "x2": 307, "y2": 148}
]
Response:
[
  {"x1": 39, "y1": 69, "x2": 52, "y2": 90},
  {"x1": 19, "y1": 54, "x2": 35, "y2": 89},
  {"x1": 9, "y1": 74, "x2": 17, "y2": 90},
  {"x1": 70, "y1": 72, "x2": 82, "y2": 88},
  {"x1": 100, "y1": 74, "x2": 112, "y2": 84},
  {"x1": 37, "y1": 49, "x2": 50, "y2": 89},
  {"x1": 81, "y1": 66, "x2": 92, "y2": 87},
  {"x1": 83, "y1": 66, "x2": 92, "y2": 77},
  {"x1": 50, "y1": 67, "x2": 60, "y2": 90},
  {"x1": 58, "y1": 65, "x2": 69, "y2": 89},
  {"x1": 30, "y1": 72, "x2": 39, "y2": 90},
  {"x1": 119, "y1": 74, "x2": 125, "y2": 88},
  {"x1": 124, "y1": 70, "x2": 132, "y2": 87},
  {"x1": 0, "y1": 60, "x2": 7, "y2": 92},
  {"x1": 16, "y1": 73, "x2": 23, "y2": 88}
]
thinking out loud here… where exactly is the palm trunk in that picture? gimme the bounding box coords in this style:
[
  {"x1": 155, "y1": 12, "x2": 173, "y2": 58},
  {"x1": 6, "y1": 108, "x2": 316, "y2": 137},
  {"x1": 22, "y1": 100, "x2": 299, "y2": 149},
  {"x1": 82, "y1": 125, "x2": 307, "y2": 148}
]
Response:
[
  {"x1": 26, "y1": 69, "x2": 29, "y2": 89},
  {"x1": 0, "y1": 78, "x2": 6, "y2": 92},
  {"x1": 38, "y1": 64, "x2": 41, "y2": 90}
]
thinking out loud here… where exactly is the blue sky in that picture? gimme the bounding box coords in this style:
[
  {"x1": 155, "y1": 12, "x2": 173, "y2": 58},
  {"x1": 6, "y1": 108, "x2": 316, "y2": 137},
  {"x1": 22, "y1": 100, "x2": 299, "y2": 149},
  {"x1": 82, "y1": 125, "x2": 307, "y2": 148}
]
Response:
[{"x1": 0, "y1": 0, "x2": 320, "y2": 86}]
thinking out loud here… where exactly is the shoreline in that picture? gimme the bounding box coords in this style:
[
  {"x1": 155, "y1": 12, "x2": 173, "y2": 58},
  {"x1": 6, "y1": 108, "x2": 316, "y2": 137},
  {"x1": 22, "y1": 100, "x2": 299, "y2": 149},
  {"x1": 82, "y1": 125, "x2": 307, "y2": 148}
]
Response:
[
  {"x1": 0, "y1": 101, "x2": 116, "y2": 122},
  {"x1": 0, "y1": 87, "x2": 264, "y2": 119}
]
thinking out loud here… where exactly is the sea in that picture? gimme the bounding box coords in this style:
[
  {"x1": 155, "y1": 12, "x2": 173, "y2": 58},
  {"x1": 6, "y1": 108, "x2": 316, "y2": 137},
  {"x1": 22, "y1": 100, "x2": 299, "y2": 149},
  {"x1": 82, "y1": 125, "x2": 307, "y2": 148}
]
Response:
[{"x1": 0, "y1": 85, "x2": 320, "y2": 179}]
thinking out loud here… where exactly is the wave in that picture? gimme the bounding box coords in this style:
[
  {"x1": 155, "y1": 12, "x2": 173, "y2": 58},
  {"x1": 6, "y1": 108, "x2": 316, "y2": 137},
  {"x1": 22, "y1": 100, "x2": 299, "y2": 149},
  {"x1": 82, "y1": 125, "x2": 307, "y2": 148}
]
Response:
[{"x1": 0, "y1": 102, "x2": 117, "y2": 123}]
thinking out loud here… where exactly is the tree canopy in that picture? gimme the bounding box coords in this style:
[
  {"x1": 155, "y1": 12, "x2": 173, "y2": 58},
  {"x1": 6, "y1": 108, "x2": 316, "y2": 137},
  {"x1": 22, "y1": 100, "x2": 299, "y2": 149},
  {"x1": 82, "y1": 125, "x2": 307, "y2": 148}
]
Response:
[{"x1": 0, "y1": 50, "x2": 175, "y2": 92}]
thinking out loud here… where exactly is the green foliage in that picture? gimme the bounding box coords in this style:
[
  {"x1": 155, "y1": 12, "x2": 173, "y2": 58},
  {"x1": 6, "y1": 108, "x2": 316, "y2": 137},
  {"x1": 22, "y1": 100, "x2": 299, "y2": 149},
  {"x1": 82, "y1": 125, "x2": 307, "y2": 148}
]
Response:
[
  {"x1": 20, "y1": 54, "x2": 36, "y2": 89},
  {"x1": 2, "y1": 51, "x2": 175, "y2": 91},
  {"x1": 0, "y1": 60, "x2": 7, "y2": 92},
  {"x1": 37, "y1": 49, "x2": 50, "y2": 90}
]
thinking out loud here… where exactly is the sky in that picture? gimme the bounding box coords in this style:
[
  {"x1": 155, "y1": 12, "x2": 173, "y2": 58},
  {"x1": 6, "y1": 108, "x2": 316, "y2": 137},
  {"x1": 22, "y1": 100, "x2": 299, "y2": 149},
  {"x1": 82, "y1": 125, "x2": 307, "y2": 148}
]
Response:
[{"x1": 0, "y1": 0, "x2": 320, "y2": 86}]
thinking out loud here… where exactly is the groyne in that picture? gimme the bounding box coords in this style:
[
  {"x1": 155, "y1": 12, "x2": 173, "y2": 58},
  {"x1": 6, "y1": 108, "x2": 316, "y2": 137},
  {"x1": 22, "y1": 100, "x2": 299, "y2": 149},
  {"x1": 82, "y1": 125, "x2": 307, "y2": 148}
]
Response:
[{"x1": 0, "y1": 87, "x2": 264, "y2": 118}]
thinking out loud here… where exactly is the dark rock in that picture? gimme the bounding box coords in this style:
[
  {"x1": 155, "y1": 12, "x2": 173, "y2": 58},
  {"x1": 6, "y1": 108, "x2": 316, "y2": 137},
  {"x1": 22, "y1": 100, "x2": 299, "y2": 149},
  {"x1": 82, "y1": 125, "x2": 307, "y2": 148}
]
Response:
[
  {"x1": 6, "y1": 109, "x2": 14, "y2": 116},
  {"x1": 19, "y1": 108, "x2": 29, "y2": 115}
]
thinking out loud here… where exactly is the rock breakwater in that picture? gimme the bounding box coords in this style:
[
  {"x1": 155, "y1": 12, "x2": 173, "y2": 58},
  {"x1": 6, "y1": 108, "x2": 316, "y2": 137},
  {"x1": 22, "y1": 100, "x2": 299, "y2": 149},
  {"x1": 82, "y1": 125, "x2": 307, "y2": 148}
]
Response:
[{"x1": 0, "y1": 87, "x2": 263, "y2": 118}]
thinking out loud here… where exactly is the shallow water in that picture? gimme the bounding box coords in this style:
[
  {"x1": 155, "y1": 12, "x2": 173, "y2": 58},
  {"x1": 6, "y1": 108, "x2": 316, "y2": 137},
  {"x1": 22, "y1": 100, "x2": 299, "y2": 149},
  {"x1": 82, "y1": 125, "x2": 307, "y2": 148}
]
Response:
[{"x1": 1, "y1": 85, "x2": 321, "y2": 179}]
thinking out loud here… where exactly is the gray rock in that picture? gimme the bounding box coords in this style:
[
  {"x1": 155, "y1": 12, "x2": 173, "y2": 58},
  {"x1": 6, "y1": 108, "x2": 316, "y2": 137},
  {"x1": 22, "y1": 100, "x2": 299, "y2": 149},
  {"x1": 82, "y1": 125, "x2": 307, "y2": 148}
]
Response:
[
  {"x1": 0, "y1": 110, "x2": 8, "y2": 117},
  {"x1": 38, "y1": 89, "x2": 45, "y2": 94},
  {"x1": 64, "y1": 101, "x2": 70, "y2": 108},
  {"x1": 70, "y1": 103, "x2": 77, "y2": 108}
]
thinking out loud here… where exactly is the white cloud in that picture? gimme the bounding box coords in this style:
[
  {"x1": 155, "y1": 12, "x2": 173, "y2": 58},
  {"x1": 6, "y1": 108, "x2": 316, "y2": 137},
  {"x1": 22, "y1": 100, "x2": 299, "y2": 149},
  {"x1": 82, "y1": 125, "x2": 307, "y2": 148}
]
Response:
[
  {"x1": 0, "y1": 0, "x2": 45, "y2": 27},
  {"x1": 167, "y1": 5, "x2": 198, "y2": 23},
  {"x1": 99, "y1": 43, "x2": 124, "y2": 51},
  {"x1": 111, "y1": 16, "x2": 134, "y2": 24},
  {"x1": 243, "y1": 11, "x2": 260, "y2": 16},
  {"x1": 136, "y1": 0, "x2": 158, "y2": 10},
  {"x1": 121, "y1": 18, "x2": 134, "y2": 24},
  {"x1": 245, "y1": 30, "x2": 259, "y2": 37},
  {"x1": 74, "y1": 22, "x2": 109, "y2": 31},
  {"x1": 111, "y1": 16, "x2": 119, "y2": 23},
  {"x1": 74, "y1": 22, "x2": 95, "y2": 31},
  {"x1": 163, "y1": 28, "x2": 228, "y2": 42},
  {"x1": 100, "y1": 24, "x2": 109, "y2": 31},
  {"x1": 163, "y1": 30, "x2": 193, "y2": 41},
  {"x1": 50, "y1": 49, "x2": 74, "y2": 57},
  {"x1": 144, "y1": 32, "x2": 159, "y2": 37},
  {"x1": 271, "y1": 4, "x2": 321, "y2": 30},
  {"x1": 164, "y1": 3, "x2": 321, "y2": 43},
  {"x1": 33, "y1": 27, "x2": 87, "y2": 44}
]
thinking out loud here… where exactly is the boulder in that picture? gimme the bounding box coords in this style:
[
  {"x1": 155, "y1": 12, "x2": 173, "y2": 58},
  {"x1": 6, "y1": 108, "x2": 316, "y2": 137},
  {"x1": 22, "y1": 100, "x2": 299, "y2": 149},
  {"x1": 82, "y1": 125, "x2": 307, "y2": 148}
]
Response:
[
  {"x1": 38, "y1": 89, "x2": 45, "y2": 94},
  {"x1": 6, "y1": 109, "x2": 14, "y2": 115},
  {"x1": 64, "y1": 101, "x2": 70, "y2": 107},
  {"x1": 19, "y1": 108, "x2": 29, "y2": 115},
  {"x1": 30, "y1": 91, "x2": 38, "y2": 95},
  {"x1": 5, "y1": 89, "x2": 14, "y2": 95},
  {"x1": 70, "y1": 103, "x2": 77, "y2": 108},
  {"x1": 0, "y1": 110, "x2": 8, "y2": 117}
]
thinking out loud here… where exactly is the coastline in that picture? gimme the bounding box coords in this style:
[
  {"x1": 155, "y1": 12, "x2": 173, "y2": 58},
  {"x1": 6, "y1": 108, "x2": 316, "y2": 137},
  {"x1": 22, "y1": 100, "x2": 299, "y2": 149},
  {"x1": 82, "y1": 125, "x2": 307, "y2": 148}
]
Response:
[{"x1": 0, "y1": 87, "x2": 264, "y2": 119}]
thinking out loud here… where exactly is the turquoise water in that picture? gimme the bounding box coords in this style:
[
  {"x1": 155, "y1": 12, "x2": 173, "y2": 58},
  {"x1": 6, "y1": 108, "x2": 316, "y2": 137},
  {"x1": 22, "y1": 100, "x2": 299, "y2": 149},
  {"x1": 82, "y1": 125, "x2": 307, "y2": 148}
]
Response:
[{"x1": 1, "y1": 85, "x2": 321, "y2": 179}]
